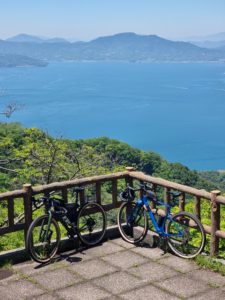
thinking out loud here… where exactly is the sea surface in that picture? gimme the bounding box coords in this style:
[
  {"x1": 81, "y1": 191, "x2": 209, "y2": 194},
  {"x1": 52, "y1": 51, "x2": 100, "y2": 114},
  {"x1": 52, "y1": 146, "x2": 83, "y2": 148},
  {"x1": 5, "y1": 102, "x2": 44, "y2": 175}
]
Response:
[{"x1": 0, "y1": 62, "x2": 225, "y2": 170}]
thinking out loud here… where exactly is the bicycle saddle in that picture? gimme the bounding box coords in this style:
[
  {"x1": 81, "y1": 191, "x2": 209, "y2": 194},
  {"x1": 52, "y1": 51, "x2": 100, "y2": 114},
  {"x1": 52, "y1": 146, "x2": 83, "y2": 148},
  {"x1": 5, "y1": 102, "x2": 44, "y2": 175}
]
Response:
[{"x1": 73, "y1": 187, "x2": 84, "y2": 193}]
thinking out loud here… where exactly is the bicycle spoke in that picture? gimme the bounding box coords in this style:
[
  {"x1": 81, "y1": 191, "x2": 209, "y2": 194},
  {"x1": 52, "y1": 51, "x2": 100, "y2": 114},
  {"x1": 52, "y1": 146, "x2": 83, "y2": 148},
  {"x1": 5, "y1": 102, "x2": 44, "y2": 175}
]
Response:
[{"x1": 167, "y1": 212, "x2": 205, "y2": 258}]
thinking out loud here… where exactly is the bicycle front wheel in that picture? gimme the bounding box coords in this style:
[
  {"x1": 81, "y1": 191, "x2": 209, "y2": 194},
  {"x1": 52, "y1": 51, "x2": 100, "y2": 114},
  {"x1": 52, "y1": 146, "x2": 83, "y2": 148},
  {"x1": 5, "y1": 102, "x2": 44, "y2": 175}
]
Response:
[
  {"x1": 77, "y1": 202, "x2": 107, "y2": 246},
  {"x1": 166, "y1": 211, "x2": 206, "y2": 259},
  {"x1": 26, "y1": 214, "x2": 61, "y2": 263},
  {"x1": 117, "y1": 201, "x2": 148, "y2": 244}
]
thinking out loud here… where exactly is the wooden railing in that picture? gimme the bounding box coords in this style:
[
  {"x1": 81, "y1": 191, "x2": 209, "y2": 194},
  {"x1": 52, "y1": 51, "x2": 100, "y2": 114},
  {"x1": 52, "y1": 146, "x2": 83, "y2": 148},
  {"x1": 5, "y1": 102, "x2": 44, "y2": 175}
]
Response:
[{"x1": 1, "y1": 167, "x2": 225, "y2": 257}]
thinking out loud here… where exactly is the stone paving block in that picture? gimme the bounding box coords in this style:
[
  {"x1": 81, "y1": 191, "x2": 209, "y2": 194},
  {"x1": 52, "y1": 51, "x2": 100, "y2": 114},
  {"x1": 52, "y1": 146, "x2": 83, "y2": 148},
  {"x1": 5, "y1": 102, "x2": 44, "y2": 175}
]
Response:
[
  {"x1": 58, "y1": 249, "x2": 94, "y2": 265},
  {"x1": 0, "y1": 269, "x2": 21, "y2": 284},
  {"x1": 14, "y1": 259, "x2": 68, "y2": 276},
  {"x1": 159, "y1": 255, "x2": 200, "y2": 273},
  {"x1": 56, "y1": 282, "x2": 111, "y2": 300},
  {"x1": 191, "y1": 288, "x2": 225, "y2": 300},
  {"x1": 85, "y1": 241, "x2": 125, "y2": 257},
  {"x1": 102, "y1": 250, "x2": 147, "y2": 269},
  {"x1": 68, "y1": 258, "x2": 118, "y2": 279},
  {"x1": 142, "y1": 230, "x2": 159, "y2": 247},
  {"x1": 120, "y1": 284, "x2": 180, "y2": 300},
  {"x1": 110, "y1": 238, "x2": 136, "y2": 249},
  {"x1": 154, "y1": 275, "x2": 210, "y2": 298},
  {"x1": 0, "y1": 279, "x2": 45, "y2": 300},
  {"x1": 93, "y1": 271, "x2": 143, "y2": 294},
  {"x1": 32, "y1": 294, "x2": 59, "y2": 300},
  {"x1": 131, "y1": 245, "x2": 168, "y2": 260},
  {"x1": 31, "y1": 268, "x2": 82, "y2": 291},
  {"x1": 187, "y1": 269, "x2": 225, "y2": 287},
  {"x1": 128, "y1": 261, "x2": 179, "y2": 282}
]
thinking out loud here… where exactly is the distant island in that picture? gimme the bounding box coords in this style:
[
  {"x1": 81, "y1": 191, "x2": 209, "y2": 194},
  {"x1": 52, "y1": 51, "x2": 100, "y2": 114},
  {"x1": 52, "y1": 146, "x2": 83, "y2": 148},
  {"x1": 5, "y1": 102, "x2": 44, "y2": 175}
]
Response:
[
  {"x1": 0, "y1": 53, "x2": 48, "y2": 68},
  {"x1": 0, "y1": 32, "x2": 225, "y2": 65}
]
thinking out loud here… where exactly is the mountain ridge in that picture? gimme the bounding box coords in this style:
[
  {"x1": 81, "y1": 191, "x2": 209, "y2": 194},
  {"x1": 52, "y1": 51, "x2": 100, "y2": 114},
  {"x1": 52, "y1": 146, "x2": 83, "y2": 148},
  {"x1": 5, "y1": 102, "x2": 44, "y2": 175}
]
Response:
[
  {"x1": 0, "y1": 53, "x2": 48, "y2": 67},
  {"x1": 0, "y1": 32, "x2": 225, "y2": 63}
]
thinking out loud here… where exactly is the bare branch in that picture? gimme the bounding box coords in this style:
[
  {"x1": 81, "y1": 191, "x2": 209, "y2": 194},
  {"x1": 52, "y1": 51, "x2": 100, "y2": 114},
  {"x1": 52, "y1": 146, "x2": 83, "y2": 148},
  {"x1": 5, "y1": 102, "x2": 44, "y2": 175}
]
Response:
[
  {"x1": 0, "y1": 165, "x2": 18, "y2": 173},
  {"x1": 0, "y1": 102, "x2": 24, "y2": 118}
]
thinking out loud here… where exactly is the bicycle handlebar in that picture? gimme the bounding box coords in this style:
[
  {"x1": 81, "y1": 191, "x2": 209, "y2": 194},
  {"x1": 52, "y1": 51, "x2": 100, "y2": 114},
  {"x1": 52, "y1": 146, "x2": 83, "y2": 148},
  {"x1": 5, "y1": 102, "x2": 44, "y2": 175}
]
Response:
[
  {"x1": 32, "y1": 192, "x2": 64, "y2": 210},
  {"x1": 120, "y1": 182, "x2": 181, "y2": 207}
]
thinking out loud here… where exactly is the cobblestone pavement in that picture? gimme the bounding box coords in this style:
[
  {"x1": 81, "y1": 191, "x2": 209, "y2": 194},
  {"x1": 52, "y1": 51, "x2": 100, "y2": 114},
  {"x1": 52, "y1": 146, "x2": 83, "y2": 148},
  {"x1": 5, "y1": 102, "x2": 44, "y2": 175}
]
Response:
[{"x1": 1, "y1": 238, "x2": 225, "y2": 300}]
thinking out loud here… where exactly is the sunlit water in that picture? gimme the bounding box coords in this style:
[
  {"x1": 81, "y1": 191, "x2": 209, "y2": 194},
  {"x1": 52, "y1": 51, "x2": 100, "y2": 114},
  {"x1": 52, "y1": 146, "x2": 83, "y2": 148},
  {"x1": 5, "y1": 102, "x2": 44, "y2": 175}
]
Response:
[{"x1": 0, "y1": 62, "x2": 225, "y2": 170}]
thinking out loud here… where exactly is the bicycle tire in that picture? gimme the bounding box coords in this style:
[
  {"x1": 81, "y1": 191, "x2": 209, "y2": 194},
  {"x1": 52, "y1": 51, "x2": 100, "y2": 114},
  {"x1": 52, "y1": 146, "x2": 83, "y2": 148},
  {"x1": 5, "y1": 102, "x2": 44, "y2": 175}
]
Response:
[
  {"x1": 26, "y1": 214, "x2": 61, "y2": 263},
  {"x1": 166, "y1": 211, "x2": 206, "y2": 259},
  {"x1": 117, "y1": 201, "x2": 148, "y2": 244},
  {"x1": 77, "y1": 202, "x2": 107, "y2": 246}
]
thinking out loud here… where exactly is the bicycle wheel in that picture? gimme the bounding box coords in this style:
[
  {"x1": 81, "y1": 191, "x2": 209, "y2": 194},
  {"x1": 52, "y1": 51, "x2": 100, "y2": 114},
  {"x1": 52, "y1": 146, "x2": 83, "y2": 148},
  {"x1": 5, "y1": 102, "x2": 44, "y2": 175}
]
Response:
[
  {"x1": 117, "y1": 201, "x2": 148, "y2": 244},
  {"x1": 77, "y1": 202, "x2": 107, "y2": 246},
  {"x1": 166, "y1": 211, "x2": 206, "y2": 259},
  {"x1": 26, "y1": 214, "x2": 61, "y2": 263}
]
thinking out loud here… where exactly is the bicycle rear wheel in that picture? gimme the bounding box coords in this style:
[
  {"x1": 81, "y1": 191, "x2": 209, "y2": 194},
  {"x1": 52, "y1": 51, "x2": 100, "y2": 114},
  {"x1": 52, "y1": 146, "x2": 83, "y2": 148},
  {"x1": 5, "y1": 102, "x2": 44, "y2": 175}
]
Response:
[
  {"x1": 77, "y1": 202, "x2": 107, "y2": 246},
  {"x1": 117, "y1": 201, "x2": 148, "y2": 244},
  {"x1": 26, "y1": 214, "x2": 61, "y2": 263},
  {"x1": 166, "y1": 211, "x2": 206, "y2": 258}
]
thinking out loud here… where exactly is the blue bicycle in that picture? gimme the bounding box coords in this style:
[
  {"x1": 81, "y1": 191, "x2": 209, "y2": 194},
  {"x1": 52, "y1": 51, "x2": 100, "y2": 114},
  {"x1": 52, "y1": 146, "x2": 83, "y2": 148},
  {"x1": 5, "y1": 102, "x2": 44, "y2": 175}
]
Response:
[{"x1": 117, "y1": 183, "x2": 206, "y2": 258}]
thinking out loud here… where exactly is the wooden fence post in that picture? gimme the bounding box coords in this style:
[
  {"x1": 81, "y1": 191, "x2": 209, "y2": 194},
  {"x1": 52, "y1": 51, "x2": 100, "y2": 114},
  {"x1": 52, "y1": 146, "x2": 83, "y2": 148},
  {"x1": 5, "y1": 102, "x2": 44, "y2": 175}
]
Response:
[
  {"x1": 164, "y1": 187, "x2": 170, "y2": 214},
  {"x1": 8, "y1": 197, "x2": 14, "y2": 227},
  {"x1": 151, "y1": 183, "x2": 157, "y2": 209},
  {"x1": 112, "y1": 179, "x2": 118, "y2": 206},
  {"x1": 62, "y1": 188, "x2": 68, "y2": 203},
  {"x1": 23, "y1": 184, "x2": 33, "y2": 239},
  {"x1": 194, "y1": 196, "x2": 201, "y2": 220},
  {"x1": 96, "y1": 182, "x2": 101, "y2": 205},
  {"x1": 125, "y1": 167, "x2": 134, "y2": 187},
  {"x1": 210, "y1": 190, "x2": 221, "y2": 257},
  {"x1": 80, "y1": 188, "x2": 85, "y2": 206},
  {"x1": 179, "y1": 192, "x2": 185, "y2": 212}
]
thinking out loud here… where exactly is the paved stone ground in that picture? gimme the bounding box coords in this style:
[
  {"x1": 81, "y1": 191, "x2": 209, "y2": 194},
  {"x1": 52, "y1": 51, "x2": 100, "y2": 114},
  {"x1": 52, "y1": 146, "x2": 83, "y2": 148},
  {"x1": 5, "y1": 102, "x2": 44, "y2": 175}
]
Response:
[{"x1": 1, "y1": 237, "x2": 225, "y2": 300}]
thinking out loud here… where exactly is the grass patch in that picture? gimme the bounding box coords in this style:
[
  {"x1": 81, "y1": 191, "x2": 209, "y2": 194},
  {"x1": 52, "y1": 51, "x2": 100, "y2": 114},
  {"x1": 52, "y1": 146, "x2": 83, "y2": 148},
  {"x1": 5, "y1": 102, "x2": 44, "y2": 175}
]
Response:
[
  {"x1": 0, "y1": 260, "x2": 12, "y2": 269},
  {"x1": 194, "y1": 255, "x2": 225, "y2": 276}
]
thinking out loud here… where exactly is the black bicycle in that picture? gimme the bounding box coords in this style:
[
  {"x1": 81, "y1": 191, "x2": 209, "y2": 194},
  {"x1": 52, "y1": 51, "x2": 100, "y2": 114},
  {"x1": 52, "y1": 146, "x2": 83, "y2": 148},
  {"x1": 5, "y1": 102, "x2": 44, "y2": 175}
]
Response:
[{"x1": 26, "y1": 187, "x2": 107, "y2": 263}]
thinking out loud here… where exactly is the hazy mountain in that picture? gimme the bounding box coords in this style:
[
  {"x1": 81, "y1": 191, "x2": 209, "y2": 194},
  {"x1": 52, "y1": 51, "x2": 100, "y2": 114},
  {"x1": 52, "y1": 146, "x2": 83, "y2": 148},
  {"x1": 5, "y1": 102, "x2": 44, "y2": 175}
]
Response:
[
  {"x1": 6, "y1": 34, "x2": 44, "y2": 43},
  {"x1": 186, "y1": 32, "x2": 225, "y2": 42},
  {"x1": 203, "y1": 32, "x2": 225, "y2": 41},
  {"x1": 0, "y1": 32, "x2": 225, "y2": 63},
  {"x1": 6, "y1": 34, "x2": 70, "y2": 44},
  {"x1": 44, "y1": 37, "x2": 70, "y2": 43},
  {"x1": 181, "y1": 32, "x2": 225, "y2": 49},
  {"x1": 190, "y1": 40, "x2": 225, "y2": 49},
  {"x1": 0, "y1": 53, "x2": 48, "y2": 67}
]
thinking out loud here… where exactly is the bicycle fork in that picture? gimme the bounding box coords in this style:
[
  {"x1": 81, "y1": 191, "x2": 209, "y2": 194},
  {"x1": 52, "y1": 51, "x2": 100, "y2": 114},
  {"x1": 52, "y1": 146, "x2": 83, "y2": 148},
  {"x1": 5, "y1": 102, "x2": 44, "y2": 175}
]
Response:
[{"x1": 39, "y1": 212, "x2": 53, "y2": 244}]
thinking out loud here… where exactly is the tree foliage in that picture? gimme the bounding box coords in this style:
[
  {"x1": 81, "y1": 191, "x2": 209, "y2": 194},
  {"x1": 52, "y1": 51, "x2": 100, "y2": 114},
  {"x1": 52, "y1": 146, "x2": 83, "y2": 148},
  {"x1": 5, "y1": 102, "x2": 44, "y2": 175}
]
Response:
[
  {"x1": 0, "y1": 122, "x2": 219, "y2": 192},
  {"x1": 0, "y1": 122, "x2": 224, "y2": 254}
]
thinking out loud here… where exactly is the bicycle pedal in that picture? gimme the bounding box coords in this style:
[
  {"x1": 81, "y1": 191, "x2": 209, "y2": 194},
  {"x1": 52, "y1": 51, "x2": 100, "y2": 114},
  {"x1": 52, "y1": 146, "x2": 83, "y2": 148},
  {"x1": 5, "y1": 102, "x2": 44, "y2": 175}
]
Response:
[{"x1": 67, "y1": 234, "x2": 74, "y2": 240}]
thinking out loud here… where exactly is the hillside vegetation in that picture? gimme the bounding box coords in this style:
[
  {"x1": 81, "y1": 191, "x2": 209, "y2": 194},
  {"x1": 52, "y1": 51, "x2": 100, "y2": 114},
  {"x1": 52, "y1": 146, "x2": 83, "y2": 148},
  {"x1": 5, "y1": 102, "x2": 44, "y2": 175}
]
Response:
[
  {"x1": 1, "y1": 122, "x2": 225, "y2": 255},
  {"x1": 0, "y1": 122, "x2": 216, "y2": 192},
  {"x1": 0, "y1": 54, "x2": 48, "y2": 68}
]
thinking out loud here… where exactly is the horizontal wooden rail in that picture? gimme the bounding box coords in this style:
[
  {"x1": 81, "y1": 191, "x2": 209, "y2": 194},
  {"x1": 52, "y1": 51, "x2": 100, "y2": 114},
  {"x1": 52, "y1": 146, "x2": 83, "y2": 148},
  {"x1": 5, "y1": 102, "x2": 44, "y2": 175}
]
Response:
[
  {"x1": 129, "y1": 171, "x2": 225, "y2": 204},
  {"x1": 0, "y1": 170, "x2": 130, "y2": 240},
  {"x1": 32, "y1": 171, "x2": 129, "y2": 195},
  {"x1": 0, "y1": 189, "x2": 25, "y2": 201},
  {"x1": 1, "y1": 167, "x2": 225, "y2": 258}
]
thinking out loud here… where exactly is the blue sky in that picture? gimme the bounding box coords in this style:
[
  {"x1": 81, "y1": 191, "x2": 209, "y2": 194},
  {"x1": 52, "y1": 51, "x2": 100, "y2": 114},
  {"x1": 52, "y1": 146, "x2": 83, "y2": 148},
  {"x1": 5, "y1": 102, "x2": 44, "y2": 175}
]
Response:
[{"x1": 0, "y1": 0, "x2": 225, "y2": 40}]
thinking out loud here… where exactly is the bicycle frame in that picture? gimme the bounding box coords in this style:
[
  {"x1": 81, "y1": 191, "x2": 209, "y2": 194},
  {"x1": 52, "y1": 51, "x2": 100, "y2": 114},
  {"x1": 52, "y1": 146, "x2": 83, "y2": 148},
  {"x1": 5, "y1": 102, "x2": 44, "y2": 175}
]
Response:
[
  {"x1": 39, "y1": 211, "x2": 54, "y2": 243},
  {"x1": 40, "y1": 210, "x2": 76, "y2": 244},
  {"x1": 131, "y1": 195, "x2": 185, "y2": 238}
]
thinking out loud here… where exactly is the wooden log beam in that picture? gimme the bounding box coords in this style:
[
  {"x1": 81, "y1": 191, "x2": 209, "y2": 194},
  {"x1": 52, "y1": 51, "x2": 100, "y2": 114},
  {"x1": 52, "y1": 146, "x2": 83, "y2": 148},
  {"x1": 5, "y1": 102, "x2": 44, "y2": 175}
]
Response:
[
  {"x1": 194, "y1": 196, "x2": 201, "y2": 220},
  {"x1": 179, "y1": 192, "x2": 185, "y2": 212},
  {"x1": 129, "y1": 171, "x2": 212, "y2": 200},
  {"x1": 32, "y1": 171, "x2": 129, "y2": 194},
  {"x1": 210, "y1": 190, "x2": 221, "y2": 257}
]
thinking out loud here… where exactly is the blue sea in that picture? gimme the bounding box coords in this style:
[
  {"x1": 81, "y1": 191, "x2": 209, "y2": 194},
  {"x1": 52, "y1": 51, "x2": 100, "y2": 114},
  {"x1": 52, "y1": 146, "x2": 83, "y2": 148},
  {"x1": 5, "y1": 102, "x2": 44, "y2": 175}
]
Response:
[{"x1": 0, "y1": 62, "x2": 225, "y2": 170}]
